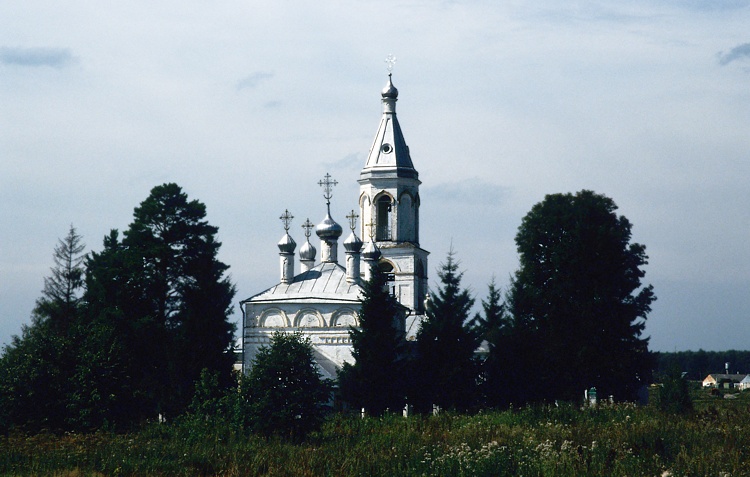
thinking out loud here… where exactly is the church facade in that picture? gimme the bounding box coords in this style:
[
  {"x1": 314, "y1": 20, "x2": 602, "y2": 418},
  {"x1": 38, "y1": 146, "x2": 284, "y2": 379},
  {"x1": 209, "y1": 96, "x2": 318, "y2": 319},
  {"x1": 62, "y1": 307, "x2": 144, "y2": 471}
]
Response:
[{"x1": 240, "y1": 75, "x2": 429, "y2": 379}]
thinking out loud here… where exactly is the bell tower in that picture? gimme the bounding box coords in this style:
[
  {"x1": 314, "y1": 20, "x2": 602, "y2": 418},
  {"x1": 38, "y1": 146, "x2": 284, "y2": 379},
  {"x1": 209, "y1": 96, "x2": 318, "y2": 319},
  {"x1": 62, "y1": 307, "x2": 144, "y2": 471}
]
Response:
[{"x1": 358, "y1": 73, "x2": 429, "y2": 315}]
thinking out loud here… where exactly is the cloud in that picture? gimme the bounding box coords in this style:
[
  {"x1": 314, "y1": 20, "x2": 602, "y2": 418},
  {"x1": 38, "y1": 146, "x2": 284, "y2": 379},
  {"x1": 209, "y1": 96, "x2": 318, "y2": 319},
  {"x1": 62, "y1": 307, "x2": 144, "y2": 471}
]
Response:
[
  {"x1": 236, "y1": 71, "x2": 274, "y2": 91},
  {"x1": 718, "y1": 42, "x2": 750, "y2": 65},
  {"x1": 0, "y1": 47, "x2": 75, "y2": 68}
]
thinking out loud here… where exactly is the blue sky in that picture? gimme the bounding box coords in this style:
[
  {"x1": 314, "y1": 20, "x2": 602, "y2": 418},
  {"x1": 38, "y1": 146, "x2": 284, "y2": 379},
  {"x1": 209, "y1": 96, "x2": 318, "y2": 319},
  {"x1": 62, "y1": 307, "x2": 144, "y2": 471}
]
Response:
[{"x1": 1, "y1": 1, "x2": 749, "y2": 352}]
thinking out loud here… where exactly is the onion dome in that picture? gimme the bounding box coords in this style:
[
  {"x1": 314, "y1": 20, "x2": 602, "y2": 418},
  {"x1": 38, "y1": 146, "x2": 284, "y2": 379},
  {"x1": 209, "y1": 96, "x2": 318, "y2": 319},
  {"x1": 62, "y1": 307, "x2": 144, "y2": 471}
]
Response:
[
  {"x1": 316, "y1": 212, "x2": 343, "y2": 240},
  {"x1": 343, "y1": 231, "x2": 363, "y2": 253},
  {"x1": 300, "y1": 239, "x2": 317, "y2": 261},
  {"x1": 381, "y1": 74, "x2": 398, "y2": 99},
  {"x1": 361, "y1": 239, "x2": 381, "y2": 261},
  {"x1": 277, "y1": 233, "x2": 296, "y2": 254}
]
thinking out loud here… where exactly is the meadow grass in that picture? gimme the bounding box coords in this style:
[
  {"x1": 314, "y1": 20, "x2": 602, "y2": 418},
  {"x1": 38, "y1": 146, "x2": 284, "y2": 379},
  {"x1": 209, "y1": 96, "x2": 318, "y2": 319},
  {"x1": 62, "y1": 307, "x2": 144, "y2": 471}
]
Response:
[{"x1": 1, "y1": 388, "x2": 748, "y2": 476}]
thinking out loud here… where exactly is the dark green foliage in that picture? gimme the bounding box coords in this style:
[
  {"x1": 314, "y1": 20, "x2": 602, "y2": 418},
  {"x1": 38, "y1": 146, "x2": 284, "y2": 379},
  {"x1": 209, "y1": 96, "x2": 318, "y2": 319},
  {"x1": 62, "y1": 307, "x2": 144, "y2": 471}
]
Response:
[
  {"x1": 2, "y1": 187, "x2": 237, "y2": 433},
  {"x1": 474, "y1": 278, "x2": 506, "y2": 346},
  {"x1": 411, "y1": 249, "x2": 481, "y2": 412},
  {"x1": 181, "y1": 368, "x2": 243, "y2": 437},
  {"x1": 507, "y1": 190, "x2": 655, "y2": 404},
  {"x1": 82, "y1": 183, "x2": 236, "y2": 426},
  {"x1": 243, "y1": 332, "x2": 331, "y2": 441},
  {"x1": 35, "y1": 225, "x2": 86, "y2": 333},
  {"x1": 339, "y1": 266, "x2": 406, "y2": 416},
  {"x1": 0, "y1": 226, "x2": 87, "y2": 433},
  {"x1": 655, "y1": 350, "x2": 750, "y2": 380},
  {"x1": 474, "y1": 278, "x2": 512, "y2": 408},
  {"x1": 656, "y1": 366, "x2": 693, "y2": 415},
  {"x1": 5, "y1": 399, "x2": 750, "y2": 476}
]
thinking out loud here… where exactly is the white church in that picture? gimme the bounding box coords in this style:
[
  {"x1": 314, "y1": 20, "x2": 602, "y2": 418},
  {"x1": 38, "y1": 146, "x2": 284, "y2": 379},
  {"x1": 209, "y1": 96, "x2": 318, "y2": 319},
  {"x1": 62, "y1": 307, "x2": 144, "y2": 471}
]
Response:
[{"x1": 240, "y1": 74, "x2": 429, "y2": 379}]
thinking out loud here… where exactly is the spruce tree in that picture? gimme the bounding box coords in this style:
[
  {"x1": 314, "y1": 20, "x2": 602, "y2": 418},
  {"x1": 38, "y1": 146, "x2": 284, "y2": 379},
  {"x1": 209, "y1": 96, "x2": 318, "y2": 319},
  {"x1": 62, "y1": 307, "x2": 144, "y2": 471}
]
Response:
[
  {"x1": 474, "y1": 278, "x2": 512, "y2": 408},
  {"x1": 0, "y1": 226, "x2": 87, "y2": 432},
  {"x1": 338, "y1": 266, "x2": 405, "y2": 416},
  {"x1": 412, "y1": 249, "x2": 480, "y2": 413}
]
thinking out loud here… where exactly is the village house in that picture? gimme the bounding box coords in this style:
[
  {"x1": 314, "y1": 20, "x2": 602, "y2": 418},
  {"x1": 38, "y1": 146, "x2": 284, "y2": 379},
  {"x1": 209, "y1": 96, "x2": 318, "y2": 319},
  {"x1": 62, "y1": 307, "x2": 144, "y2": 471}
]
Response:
[{"x1": 702, "y1": 373, "x2": 749, "y2": 389}]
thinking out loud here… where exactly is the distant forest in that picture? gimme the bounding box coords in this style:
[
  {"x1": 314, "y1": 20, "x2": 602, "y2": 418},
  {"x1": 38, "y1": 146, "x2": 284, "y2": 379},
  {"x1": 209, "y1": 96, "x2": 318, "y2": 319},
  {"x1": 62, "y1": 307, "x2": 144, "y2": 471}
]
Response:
[{"x1": 654, "y1": 350, "x2": 750, "y2": 380}]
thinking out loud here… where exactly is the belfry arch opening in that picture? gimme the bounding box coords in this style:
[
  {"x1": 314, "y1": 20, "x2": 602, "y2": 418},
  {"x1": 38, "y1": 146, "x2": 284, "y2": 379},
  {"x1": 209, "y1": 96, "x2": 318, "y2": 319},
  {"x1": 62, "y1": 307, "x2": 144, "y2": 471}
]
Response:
[
  {"x1": 376, "y1": 195, "x2": 393, "y2": 241},
  {"x1": 378, "y1": 260, "x2": 396, "y2": 296}
]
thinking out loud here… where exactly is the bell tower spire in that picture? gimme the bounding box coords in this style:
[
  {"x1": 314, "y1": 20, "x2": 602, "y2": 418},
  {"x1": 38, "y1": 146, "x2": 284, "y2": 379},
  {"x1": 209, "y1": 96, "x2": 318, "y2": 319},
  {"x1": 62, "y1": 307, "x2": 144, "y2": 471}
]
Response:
[{"x1": 358, "y1": 68, "x2": 428, "y2": 315}]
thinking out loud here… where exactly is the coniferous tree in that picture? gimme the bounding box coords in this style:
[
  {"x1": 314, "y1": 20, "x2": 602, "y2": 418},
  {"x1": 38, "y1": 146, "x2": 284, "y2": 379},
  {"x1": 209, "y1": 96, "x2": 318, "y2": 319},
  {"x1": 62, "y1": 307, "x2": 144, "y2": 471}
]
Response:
[
  {"x1": 411, "y1": 249, "x2": 481, "y2": 413},
  {"x1": 474, "y1": 277, "x2": 506, "y2": 347},
  {"x1": 656, "y1": 365, "x2": 693, "y2": 415},
  {"x1": 338, "y1": 266, "x2": 406, "y2": 416},
  {"x1": 243, "y1": 332, "x2": 330, "y2": 441},
  {"x1": 474, "y1": 278, "x2": 512, "y2": 408},
  {"x1": 36, "y1": 226, "x2": 86, "y2": 332},
  {"x1": 84, "y1": 184, "x2": 236, "y2": 423},
  {"x1": 0, "y1": 226, "x2": 87, "y2": 432},
  {"x1": 78, "y1": 230, "x2": 139, "y2": 428},
  {"x1": 507, "y1": 190, "x2": 655, "y2": 403}
]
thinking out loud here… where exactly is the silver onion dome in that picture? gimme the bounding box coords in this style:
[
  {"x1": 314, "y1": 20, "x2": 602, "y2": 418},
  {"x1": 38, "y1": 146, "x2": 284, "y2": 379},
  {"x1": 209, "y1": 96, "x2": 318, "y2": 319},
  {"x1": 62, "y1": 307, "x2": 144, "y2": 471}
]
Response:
[
  {"x1": 361, "y1": 239, "x2": 381, "y2": 261},
  {"x1": 277, "y1": 233, "x2": 297, "y2": 254},
  {"x1": 381, "y1": 74, "x2": 398, "y2": 99},
  {"x1": 299, "y1": 239, "x2": 317, "y2": 261},
  {"x1": 316, "y1": 212, "x2": 343, "y2": 240},
  {"x1": 343, "y1": 231, "x2": 363, "y2": 253}
]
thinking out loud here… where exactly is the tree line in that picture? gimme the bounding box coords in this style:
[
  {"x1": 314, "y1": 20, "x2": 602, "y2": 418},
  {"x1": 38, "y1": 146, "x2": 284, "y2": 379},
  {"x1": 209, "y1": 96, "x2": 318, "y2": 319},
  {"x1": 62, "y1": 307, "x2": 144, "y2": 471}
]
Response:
[
  {"x1": 339, "y1": 190, "x2": 654, "y2": 418},
  {"x1": 0, "y1": 184, "x2": 235, "y2": 432},
  {"x1": 655, "y1": 350, "x2": 750, "y2": 381},
  {"x1": 2, "y1": 186, "x2": 658, "y2": 440}
]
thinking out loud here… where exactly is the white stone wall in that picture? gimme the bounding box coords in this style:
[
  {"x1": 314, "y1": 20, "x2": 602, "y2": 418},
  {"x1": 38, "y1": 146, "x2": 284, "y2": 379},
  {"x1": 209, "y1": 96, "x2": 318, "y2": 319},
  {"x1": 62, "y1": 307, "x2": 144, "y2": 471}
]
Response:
[{"x1": 243, "y1": 302, "x2": 359, "y2": 379}]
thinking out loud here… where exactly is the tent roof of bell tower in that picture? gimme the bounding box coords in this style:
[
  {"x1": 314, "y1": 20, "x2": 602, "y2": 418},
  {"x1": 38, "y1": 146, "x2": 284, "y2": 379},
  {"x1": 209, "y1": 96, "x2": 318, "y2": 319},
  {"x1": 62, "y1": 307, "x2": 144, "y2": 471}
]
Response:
[{"x1": 359, "y1": 74, "x2": 418, "y2": 182}]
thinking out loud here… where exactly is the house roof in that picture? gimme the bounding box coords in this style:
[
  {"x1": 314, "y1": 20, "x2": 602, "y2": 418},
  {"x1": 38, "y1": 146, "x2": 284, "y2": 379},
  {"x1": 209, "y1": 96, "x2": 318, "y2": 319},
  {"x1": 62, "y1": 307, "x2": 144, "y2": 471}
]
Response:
[
  {"x1": 703, "y1": 373, "x2": 749, "y2": 383},
  {"x1": 241, "y1": 261, "x2": 363, "y2": 305}
]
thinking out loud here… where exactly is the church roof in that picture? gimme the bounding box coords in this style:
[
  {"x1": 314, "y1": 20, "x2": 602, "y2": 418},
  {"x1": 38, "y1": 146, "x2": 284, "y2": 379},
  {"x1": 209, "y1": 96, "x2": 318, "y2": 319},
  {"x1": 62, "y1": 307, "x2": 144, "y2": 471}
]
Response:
[
  {"x1": 359, "y1": 74, "x2": 418, "y2": 181},
  {"x1": 242, "y1": 261, "x2": 362, "y2": 305}
]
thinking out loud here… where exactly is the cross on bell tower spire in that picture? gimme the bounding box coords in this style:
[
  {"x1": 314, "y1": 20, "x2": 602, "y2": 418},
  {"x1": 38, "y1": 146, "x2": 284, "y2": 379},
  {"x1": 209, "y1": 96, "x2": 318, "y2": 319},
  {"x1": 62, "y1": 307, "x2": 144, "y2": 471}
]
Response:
[{"x1": 358, "y1": 69, "x2": 428, "y2": 316}]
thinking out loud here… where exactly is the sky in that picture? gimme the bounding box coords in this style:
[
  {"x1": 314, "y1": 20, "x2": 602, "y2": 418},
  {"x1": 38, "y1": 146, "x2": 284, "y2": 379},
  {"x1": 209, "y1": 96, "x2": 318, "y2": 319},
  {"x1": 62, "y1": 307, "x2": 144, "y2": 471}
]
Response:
[{"x1": 1, "y1": 1, "x2": 749, "y2": 353}]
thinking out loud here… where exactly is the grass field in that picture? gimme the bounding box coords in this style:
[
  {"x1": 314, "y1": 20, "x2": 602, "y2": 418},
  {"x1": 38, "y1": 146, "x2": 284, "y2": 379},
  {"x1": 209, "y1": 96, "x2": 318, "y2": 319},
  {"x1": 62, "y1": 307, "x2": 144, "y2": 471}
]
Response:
[{"x1": 1, "y1": 387, "x2": 748, "y2": 476}]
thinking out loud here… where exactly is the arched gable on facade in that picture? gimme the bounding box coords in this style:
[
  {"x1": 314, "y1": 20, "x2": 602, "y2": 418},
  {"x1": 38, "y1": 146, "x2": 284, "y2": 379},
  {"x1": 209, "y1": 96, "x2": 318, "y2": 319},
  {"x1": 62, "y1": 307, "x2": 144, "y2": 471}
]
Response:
[
  {"x1": 331, "y1": 308, "x2": 359, "y2": 328},
  {"x1": 294, "y1": 309, "x2": 325, "y2": 327},
  {"x1": 259, "y1": 308, "x2": 289, "y2": 327}
]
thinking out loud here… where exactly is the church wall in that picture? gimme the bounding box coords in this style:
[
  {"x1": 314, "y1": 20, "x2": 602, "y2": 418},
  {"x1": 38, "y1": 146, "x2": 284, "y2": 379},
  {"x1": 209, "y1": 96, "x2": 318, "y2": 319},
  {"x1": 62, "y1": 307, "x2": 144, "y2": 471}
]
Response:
[{"x1": 243, "y1": 301, "x2": 359, "y2": 378}]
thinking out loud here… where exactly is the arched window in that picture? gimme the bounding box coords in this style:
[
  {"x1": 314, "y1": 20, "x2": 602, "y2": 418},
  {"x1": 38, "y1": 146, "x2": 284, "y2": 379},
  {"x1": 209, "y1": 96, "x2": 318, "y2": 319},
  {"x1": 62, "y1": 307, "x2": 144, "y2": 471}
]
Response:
[
  {"x1": 379, "y1": 261, "x2": 396, "y2": 296},
  {"x1": 376, "y1": 195, "x2": 392, "y2": 241}
]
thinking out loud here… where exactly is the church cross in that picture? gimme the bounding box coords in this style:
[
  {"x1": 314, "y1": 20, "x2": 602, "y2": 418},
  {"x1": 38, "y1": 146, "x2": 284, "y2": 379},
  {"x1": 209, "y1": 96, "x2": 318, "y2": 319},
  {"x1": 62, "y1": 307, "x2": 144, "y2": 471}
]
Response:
[
  {"x1": 301, "y1": 218, "x2": 314, "y2": 238},
  {"x1": 318, "y1": 173, "x2": 338, "y2": 211},
  {"x1": 279, "y1": 209, "x2": 294, "y2": 232},
  {"x1": 385, "y1": 54, "x2": 397, "y2": 74},
  {"x1": 346, "y1": 210, "x2": 359, "y2": 232},
  {"x1": 364, "y1": 220, "x2": 376, "y2": 240}
]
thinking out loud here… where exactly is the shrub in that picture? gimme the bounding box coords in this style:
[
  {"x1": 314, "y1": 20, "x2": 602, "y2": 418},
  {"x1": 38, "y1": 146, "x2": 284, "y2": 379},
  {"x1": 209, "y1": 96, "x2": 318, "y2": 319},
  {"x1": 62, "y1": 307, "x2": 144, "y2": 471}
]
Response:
[{"x1": 242, "y1": 332, "x2": 331, "y2": 441}]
